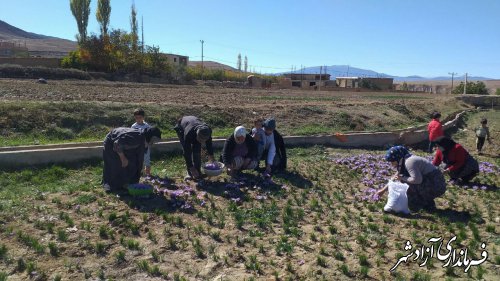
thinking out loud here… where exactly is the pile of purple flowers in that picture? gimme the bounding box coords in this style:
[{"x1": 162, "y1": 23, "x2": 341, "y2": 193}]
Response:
[
  {"x1": 330, "y1": 153, "x2": 394, "y2": 202},
  {"x1": 224, "y1": 180, "x2": 245, "y2": 204},
  {"x1": 143, "y1": 175, "x2": 198, "y2": 209},
  {"x1": 479, "y1": 161, "x2": 499, "y2": 174}
]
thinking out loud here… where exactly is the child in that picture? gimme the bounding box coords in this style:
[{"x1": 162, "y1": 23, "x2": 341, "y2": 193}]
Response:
[
  {"x1": 475, "y1": 118, "x2": 491, "y2": 155},
  {"x1": 427, "y1": 111, "x2": 444, "y2": 153},
  {"x1": 251, "y1": 117, "x2": 266, "y2": 167},
  {"x1": 131, "y1": 108, "x2": 152, "y2": 176}
]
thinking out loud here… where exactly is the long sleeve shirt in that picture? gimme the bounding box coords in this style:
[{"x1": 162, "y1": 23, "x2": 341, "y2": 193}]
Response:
[
  {"x1": 432, "y1": 144, "x2": 468, "y2": 172},
  {"x1": 131, "y1": 122, "x2": 151, "y2": 166},
  {"x1": 401, "y1": 155, "x2": 437, "y2": 185},
  {"x1": 179, "y1": 116, "x2": 214, "y2": 168},
  {"x1": 105, "y1": 127, "x2": 145, "y2": 153},
  {"x1": 264, "y1": 132, "x2": 276, "y2": 165},
  {"x1": 427, "y1": 119, "x2": 444, "y2": 141},
  {"x1": 221, "y1": 133, "x2": 257, "y2": 165}
]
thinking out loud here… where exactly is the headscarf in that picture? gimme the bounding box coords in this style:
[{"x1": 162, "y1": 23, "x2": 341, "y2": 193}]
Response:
[
  {"x1": 143, "y1": 127, "x2": 161, "y2": 143},
  {"x1": 196, "y1": 125, "x2": 212, "y2": 144},
  {"x1": 385, "y1": 145, "x2": 412, "y2": 177},
  {"x1": 436, "y1": 137, "x2": 456, "y2": 152},
  {"x1": 436, "y1": 137, "x2": 457, "y2": 164},
  {"x1": 234, "y1": 126, "x2": 247, "y2": 144},
  {"x1": 385, "y1": 145, "x2": 411, "y2": 163},
  {"x1": 263, "y1": 118, "x2": 276, "y2": 130}
]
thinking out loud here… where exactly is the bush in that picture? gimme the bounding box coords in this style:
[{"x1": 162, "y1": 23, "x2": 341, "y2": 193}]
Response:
[
  {"x1": 496, "y1": 88, "x2": 500, "y2": 95},
  {"x1": 0, "y1": 64, "x2": 91, "y2": 80},
  {"x1": 452, "y1": 81, "x2": 489, "y2": 95}
]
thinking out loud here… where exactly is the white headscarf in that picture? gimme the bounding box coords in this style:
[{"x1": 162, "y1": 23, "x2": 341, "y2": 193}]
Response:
[{"x1": 234, "y1": 126, "x2": 247, "y2": 144}]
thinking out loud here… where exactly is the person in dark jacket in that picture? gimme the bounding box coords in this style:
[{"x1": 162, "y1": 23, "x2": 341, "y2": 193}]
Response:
[
  {"x1": 221, "y1": 126, "x2": 258, "y2": 177},
  {"x1": 261, "y1": 118, "x2": 287, "y2": 174},
  {"x1": 433, "y1": 137, "x2": 479, "y2": 184},
  {"x1": 174, "y1": 116, "x2": 215, "y2": 180},
  {"x1": 102, "y1": 127, "x2": 161, "y2": 191}
]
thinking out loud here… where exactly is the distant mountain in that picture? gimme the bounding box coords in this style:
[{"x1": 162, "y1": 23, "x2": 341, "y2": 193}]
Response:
[
  {"x1": 276, "y1": 65, "x2": 493, "y2": 82},
  {"x1": 0, "y1": 20, "x2": 77, "y2": 57},
  {"x1": 189, "y1": 61, "x2": 238, "y2": 72}
]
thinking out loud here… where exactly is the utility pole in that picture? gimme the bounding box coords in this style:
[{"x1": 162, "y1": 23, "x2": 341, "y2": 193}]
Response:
[
  {"x1": 300, "y1": 64, "x2": 303, "y2": 87},
  {"x1": 448, "y1": 72, "x2": 457, "y2": 94},
  {"x1": 463, "y1": 73, "x2": 468, "y2": 95},
  {"x1": 200, "y1": 40, "x2": 204, "y2": 80},
  {"x1": 319, "y1": 66, "x2": 322, "y2": 91},
  {"x1": 141, "y1": 16, "x2": 144, "y2": 54}
]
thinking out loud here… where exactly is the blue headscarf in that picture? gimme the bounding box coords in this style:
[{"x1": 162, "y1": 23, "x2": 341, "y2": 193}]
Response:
[{"x1": 385, "y1": 146, "x2": 411, "y2": 162}]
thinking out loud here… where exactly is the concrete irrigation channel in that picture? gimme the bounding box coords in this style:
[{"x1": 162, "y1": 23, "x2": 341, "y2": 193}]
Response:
[{"x1": 0, "y1": 110, "x2": 471, "y2": 168}]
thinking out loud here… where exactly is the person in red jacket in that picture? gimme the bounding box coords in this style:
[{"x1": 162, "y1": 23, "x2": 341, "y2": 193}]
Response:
[
  {"x1": 427, "y1": 111, "x2": 444, "y2": 153},
  {"x1": 432, "y1": 138, "x2": 479, "y2": 184}
]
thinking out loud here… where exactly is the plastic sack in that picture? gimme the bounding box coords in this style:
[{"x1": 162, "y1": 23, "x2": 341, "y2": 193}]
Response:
[{"x1": 383, "y1": 180, "x2": 410, "y2": 214}]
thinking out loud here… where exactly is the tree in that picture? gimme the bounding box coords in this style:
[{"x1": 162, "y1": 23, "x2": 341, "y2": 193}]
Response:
[
  {"x1": 70, "y1": 0, "x2": 91, "y2": 44},
  {"x1": 130, "y1": 3, "x2": 139, "y2": 52},
  {"x1": 496, "y1": 88, "x2": 500, "y2": 95},
  {"x1": 244, "y1": 56, "x2": 248, "y2": 73},
  {"x1": 452, "y1": 81, "x2": 489, "y2": 95},
  {"x1": 237, "y1": 53, "x2": 242, "y2": 72},
  {"x1": 96, "y1": 0, "x2": 111, "y2": 36}
]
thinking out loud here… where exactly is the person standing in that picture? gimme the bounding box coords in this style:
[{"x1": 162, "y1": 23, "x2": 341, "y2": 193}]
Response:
[
  {"x1": 475, "y1": 118, "x2": 492, "y2": 155},
  {"x1": 427, "y1": 111, "x2": 444, "y2": 153},
  {"x1": 174, "y1": 116, "x2": 215, "y2": 180},
  {"x1": 131, "y1": 108, "x2": 152, "y2": 176}
]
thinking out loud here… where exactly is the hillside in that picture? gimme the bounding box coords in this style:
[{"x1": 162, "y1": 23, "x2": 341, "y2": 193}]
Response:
[
  {"x1": 188, "y1": 60, "x2": 238, "y2": 71},
  {"x1": 0, "y1": 20, "x2": 77, "y2": 56}
]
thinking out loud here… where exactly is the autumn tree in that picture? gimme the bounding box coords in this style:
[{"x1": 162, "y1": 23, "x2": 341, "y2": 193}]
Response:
[{"x1": 70, "y1": 0, "x2": 91, "y2": 44}]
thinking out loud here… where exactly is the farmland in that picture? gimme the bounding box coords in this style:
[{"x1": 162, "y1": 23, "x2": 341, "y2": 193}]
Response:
[
  {"x1": 0, "y1": 79, "x2": 499, "y2": 280},
  {"x1": 0, "y1": 78, "x2": 472, "y2": 146}
]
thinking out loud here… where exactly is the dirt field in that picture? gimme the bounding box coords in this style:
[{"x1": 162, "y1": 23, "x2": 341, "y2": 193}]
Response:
[{"x1": 0, "y1": 78, "x2": 472, "y2": 146}]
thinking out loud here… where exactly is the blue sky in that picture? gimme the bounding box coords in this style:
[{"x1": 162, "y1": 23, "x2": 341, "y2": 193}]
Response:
[{"x1": 1, "y1": 0, "x2": 500, "y2": 78}]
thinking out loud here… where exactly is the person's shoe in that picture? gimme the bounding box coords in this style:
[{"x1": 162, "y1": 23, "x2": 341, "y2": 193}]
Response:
[
  {"x1": 103, "y1": 183, "x2": 112, "y2": 192},
  {"x1": 184, "y1": 174, "x2": 193, "y2": 181}
]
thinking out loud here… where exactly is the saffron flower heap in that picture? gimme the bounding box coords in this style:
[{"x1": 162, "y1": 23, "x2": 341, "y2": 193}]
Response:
[{"x1": 330, "y1": 153, "x2": 394, "y2": 202}]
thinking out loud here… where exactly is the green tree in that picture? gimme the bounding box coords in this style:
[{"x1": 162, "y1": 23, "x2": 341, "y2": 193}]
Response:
[
  {"x1": 452, "y1": 81, "x2": 489, "y2": 95},
  {"x1": 400, "y1": 82, "x2": 409, "y2": 91},
  {"x1": 495, "y1": 88, "x2": 500, "y2": 95},
  {"x1": 130, "y1": 3, "x2": 139, "y2": 52},
  {"x1": 237, "y1": 53, "x2": 242, "y2": 72},
  {"x1": 96, "y1": 0, "x2": 111, "y2": 36},
  {"x1": 70, "y1": 0, "x2": 91, "y2": 44}
]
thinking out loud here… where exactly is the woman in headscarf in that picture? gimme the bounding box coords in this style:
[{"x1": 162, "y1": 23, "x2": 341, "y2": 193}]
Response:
[
  {"x1": 377, "y1": 146, "x2": 446, "y2": 212},
  {"x1": 174, "y1": 116, "x2": 215, "y2": 180},
  {"x1": 221, "y1": 126, "x2": 258, "y2": 178},
  {"x1": 102, "y1": 127, "x2": 161, "y2": 191},
  {"x1": 433, "y1": 137, "x2": 479, "y2": 184}
]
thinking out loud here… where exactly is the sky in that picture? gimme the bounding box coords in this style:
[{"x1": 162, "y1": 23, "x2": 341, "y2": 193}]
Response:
[{"x1": 1, "y1": 0, "x2": 500, "y2": 78}]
